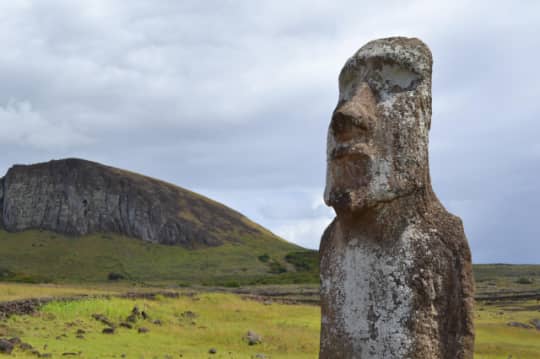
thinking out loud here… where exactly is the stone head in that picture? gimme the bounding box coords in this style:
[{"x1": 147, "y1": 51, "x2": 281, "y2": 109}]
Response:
[{"x1": 324, "y1": 37, "x2": 433, "y2": 214}]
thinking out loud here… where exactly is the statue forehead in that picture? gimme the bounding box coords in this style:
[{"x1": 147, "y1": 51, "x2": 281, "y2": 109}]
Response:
[{"x1": 339, "y1": 37, "x2": 432, "y2": 86}]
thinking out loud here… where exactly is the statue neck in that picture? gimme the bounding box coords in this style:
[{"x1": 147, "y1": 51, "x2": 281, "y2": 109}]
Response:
[{"x1": 334, "y1": 186, "x2": 438, "y2": 240}]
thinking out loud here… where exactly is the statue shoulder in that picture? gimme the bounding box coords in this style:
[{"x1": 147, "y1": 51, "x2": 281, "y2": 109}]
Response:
[{"x1": 319, "y1": 217, "x2": 337, "y2": 253}]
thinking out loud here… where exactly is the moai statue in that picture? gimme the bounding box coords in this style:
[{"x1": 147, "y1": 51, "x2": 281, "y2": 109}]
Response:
[{"x1": 319, "y1": 37, "x2": 475, "y2": 358}]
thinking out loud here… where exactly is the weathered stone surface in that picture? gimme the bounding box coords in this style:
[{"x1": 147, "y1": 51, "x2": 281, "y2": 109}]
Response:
[
  {"x1": 244, "y1": 330, "x2": 262, "y2": 345},
  {"x1": 319, "y1": 37, "x2": 474, "y2": 358},
  {"x1": 102, "y1": 327, "x2": 115, "y2": 334},
  {"x1": 0, "y1": 339, "x2": 14, "y2": 354},
  {"x1": 0, "y1": 158, "x2": 266, "y2": 247},
  {"x1": 507, "y1": 321, "x2": 533, "y2": 329}
]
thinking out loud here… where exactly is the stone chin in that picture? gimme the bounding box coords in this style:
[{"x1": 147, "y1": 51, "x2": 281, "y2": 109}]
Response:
[
  {"x1": 324, "y1": 159, "x2": 421, "y2": 214},
  {"x1": 325, "y1": 186, "x2": 411, "y2": 214}
]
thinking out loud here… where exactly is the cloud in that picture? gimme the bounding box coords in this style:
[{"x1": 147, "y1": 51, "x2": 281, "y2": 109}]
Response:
[
  {"x1": 0, "y1": 1, "x2": 538, "y2": 262},
  {"x1": 274, "y1": 216, "x2": 333, "y2": 250},
  {"x1": 0, "y1": 100, "x2": 92, "y2": 149}
]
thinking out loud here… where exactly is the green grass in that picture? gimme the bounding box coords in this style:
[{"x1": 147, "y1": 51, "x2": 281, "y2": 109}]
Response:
[
  {"x1": 475, "y1": 300, "x2": 540, "y2": 358},
  {"x1": 474, "y1": 264, "x2": 540, "y2": 294},
  {"x1": 1, "y1": 287, "x2": 539, "y2": 358},
  {"x1": 0, "y1": 230, "x2": 318, "y2": 285},
  {"x1": 2, "y1": 293, "x2": 320, "y2": 358},
  {"x1": 2, "y1": 229, "x2": 539, "y2": 292}
]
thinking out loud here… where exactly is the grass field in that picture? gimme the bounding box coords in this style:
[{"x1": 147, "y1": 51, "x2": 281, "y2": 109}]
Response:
[
  {"x1": 474, "y1": 264, "x2": 540, "y2": 294},
  {"x1": 475, "y1": 300, "x2": 540, "y2": 359},
  {"x1": 1, "y1": 231, "x2": 539, "y2": 357},
  {"x1": 0, "y1": 284, "x2": 539, "y2": 358},
  {"x1": 1, "y1": 291, "x2": 320, "y2": 358},
  {"x1": 0, "y1": 230, "x2": 318, "y2": 286}
]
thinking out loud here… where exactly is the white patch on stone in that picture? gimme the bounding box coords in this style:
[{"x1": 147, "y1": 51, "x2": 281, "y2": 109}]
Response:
[
  {"x1": 368, "y1": 158, "x2": 391, "y2": 197},
  {"x1": 380, "y1": 64, "x2": 418, "y2": 89},
  {"x1": 326, "y1": 225, "x2": 427, "y2": 358}
]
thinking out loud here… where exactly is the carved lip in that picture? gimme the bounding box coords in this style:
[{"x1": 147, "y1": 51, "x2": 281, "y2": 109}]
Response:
[{"x1": 329, "y1": 142, "x2": 371, "y2": 160}]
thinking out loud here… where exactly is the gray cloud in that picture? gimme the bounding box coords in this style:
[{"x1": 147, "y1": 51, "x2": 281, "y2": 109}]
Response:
[{"x1": 0, "y1": 1, "x2": 538, "y2": 263}]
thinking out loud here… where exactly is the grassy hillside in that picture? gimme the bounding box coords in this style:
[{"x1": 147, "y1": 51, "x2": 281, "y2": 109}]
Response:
[
  {"x1": 2, "y1": 228, "x2": 538, "y2": 291},
  {"x1": 0, "y1": 230, "x2": 318, "y2": 285},
  {"x1": 474, "y1": 264, "x2": 540, "y2": 295}
]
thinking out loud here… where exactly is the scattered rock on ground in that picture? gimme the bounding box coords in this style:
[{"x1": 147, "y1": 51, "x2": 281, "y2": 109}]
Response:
[
  {"x1": 209, "y1": 348, "x2": 217, "y2": 354},
  {"x1": 244, "y1": 331, "x2": 262, "y2": 345},
  {"x1": 138, "y1": 327, "x2": 149, "y2": 334},
  {"x1": 102, "y1": 327, "x2": 115, "y2": 334},
  {"x1": 8, "y1": 337, "x2": 21, "y2": 345},
  {"x1": 20, "y1": 342, "x2": 33, "y2": 351},
  {"x1": 0, "y1": 339, "x2": 14, "y2": 354},
  {"x1": 120, "y1": 322, "x2": 133, "y2": 329},
  {"x1": 92, "y1": 313, "x2": 114, "y2": 327},
  {"x1": 530, "y1": 319, "x2": 540, "y2": 330},
  {"x1": 180, "y1": 311, "x2": 197, "y2": 320},
  {"x1": 507, "y1": 321, "x2": 533, "y2": 329}
]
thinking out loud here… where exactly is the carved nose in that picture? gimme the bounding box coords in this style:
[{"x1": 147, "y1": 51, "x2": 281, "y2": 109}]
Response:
[
  {"x1": 331, "y1": 83, "x2": 377, "y2": 138},
  {"x1": 331, "y1": 111, "x2": 369, "y2": 135}
]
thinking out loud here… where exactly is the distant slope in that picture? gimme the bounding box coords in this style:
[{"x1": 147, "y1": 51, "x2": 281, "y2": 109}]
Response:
[
  {"x1": 0, "y1": 158, "x2": 280, "y2": 248},
  {"x1": 0, "y1": 158, "x2": 320, "y2": 284},
  {"x1": 0, "y1": 230, "x2": 318, "y2": 284}
]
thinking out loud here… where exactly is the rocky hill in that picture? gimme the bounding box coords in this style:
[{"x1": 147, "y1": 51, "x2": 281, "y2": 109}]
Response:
[{"x1": 0, "y1": 158, "x2": 274, "y2": 248}]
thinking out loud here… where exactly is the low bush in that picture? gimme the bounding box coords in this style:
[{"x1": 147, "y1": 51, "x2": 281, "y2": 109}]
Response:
[
  {"x1": 515, "y1": 277, "x2": 533, "y2": 284},
  {"x1": 107, "y1": 272, "x2": 125, "y2": 281},
  {"x1": 284, "y1": 251, "x2": 318, "y2": 272}
]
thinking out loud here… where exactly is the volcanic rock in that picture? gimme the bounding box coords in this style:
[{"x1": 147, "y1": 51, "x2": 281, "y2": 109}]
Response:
[
  {"x1": 0, "y1": 339, "x2": 14, "y2": 354},
  {"x1": 319, "y1": 37, "x2": 475, "y2": 358},
  {"x1": 0, "y1": 158, "x2": 268, "y2": 247}
]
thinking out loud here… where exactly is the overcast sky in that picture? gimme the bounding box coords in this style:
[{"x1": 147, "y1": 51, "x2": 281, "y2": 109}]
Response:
[{"x1": 0, "y1": 1, "x2": 538, "y2": 263}]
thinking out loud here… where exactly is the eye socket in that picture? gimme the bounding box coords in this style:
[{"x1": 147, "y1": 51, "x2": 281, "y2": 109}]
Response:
[
  {"x1": 338, "y1": 57, "x2": 423, "y2": 103},
  {"x1": 354, "y1": 57, "x2": 422, "y2": 100},
  {"x1": 378, "y1": 63, "x2": 421, "y2": 92}
]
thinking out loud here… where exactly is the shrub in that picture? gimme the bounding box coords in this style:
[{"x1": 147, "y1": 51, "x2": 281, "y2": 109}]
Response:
[
  {"x1": 268, "y1": 261, "x2": 287, "y2": 274},
  {"x1": 107, "y1": 272, "x2": 125, "y2": 281},
  {"x1": 258, "y1": 254, "x2": 270, "y2": 263},
  {"x1": 223, "y1": 281, "x2": 240, "y2": 288},
  {"x1": 284, "y1": 251, "x2": 319, "y2": 272},
  {"x1": 0, "y1": 267, "x2": 15, "y2": 279},
  {"x1": 515, "y1": 277, "x2": 533, "y2": 284}
]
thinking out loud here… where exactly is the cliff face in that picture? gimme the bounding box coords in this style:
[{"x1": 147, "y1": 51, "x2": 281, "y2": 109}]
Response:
[{"x1": 0, "y1": 158, "x2": 267, "y2": 248}]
